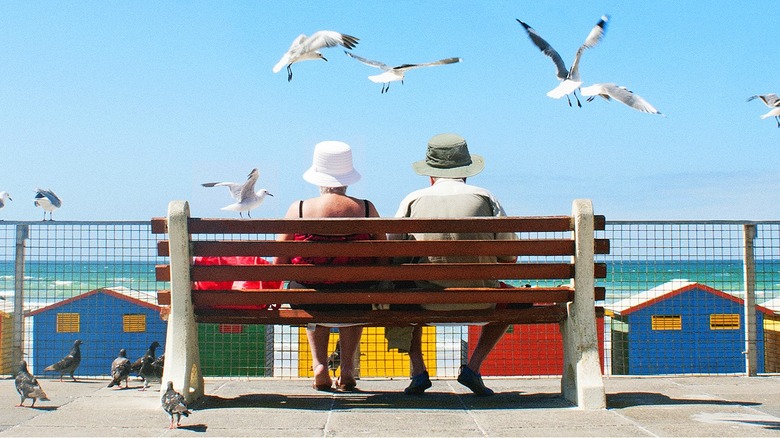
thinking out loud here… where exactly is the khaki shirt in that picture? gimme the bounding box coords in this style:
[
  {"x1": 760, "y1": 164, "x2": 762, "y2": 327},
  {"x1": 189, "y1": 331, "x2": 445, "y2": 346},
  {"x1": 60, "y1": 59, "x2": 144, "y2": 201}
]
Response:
[{"x1": 394, "y1": 178, "x2": 517, "y2": 311}]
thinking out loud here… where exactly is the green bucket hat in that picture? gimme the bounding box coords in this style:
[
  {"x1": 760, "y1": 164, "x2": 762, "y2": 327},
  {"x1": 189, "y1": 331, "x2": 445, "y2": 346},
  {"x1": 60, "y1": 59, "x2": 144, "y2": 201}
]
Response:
[{"x1": 412, "y1": 133, "x2": 485, "y2": 178}]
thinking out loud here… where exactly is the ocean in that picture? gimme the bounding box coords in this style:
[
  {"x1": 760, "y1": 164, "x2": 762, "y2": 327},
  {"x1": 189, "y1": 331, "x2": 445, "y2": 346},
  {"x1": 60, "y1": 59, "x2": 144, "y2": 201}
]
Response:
[
  {"x1": 1, "y1": 259, "x2": 778, "y2": 308},
  {"x1": 0, "y1": 261, "x2": 160, "y2": 309}
]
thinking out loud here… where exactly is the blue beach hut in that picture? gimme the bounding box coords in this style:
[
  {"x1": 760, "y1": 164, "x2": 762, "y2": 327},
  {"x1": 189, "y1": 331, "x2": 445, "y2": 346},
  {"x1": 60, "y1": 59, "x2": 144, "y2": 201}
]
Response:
[
  {"x1": 27, "y1": 287, "x2": 166, "y2": 377},
  {"x1": 608, "y1": 280, "x2": 768, "y2": 375}
]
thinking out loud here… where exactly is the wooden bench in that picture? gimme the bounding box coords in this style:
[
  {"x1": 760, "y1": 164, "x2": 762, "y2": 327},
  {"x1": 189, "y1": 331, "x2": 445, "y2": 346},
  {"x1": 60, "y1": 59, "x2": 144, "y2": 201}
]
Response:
[{"x1": 152, "y1": 199, "x2": 609, "y2": 408}]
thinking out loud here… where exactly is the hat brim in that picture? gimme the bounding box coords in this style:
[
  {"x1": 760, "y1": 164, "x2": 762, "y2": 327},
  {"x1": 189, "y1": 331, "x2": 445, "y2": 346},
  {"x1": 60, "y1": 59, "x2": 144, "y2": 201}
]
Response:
[
  {"x1": 303, "y1": 167, "x2": 361, "y2": 187},
  {"x1": 412, "y1": 154, "x2": 485, "y2": 178}
]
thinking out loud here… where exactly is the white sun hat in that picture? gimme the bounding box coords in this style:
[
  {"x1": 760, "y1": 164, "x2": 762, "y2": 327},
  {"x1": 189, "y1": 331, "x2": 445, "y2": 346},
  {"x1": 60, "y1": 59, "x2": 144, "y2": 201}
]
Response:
[{"x1": 302, "y1": 140, "x2": 362, "y2": 187}]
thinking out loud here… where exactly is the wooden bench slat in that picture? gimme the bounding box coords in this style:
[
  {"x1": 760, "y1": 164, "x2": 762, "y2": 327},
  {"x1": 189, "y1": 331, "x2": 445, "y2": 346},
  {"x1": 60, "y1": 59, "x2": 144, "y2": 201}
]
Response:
[
  {"x1": 150, "y1": 215, "x2": 606, "y2": 235},
  {"x1": 193, "y1": 306, "x2": 570, "y2": 325},
  {"x1": 186, "y1": 217, "x2": 580, "y2": 235},
  {"x1": 155, "y1": 263, "x2": 608, "y2": 282},
  {"x1": 156, "y1": 286, "x2": 606, "y2": 306},
  {"x1": 191, "y1": 263, "x2": 577, "y2": 282},
  {"x1": 157, "y1": 238, "x2": 609, "y2": 257},
  {"x1": 191, "y1": 288, "x2": 575, "y2": 306},
  {"x1": 151, "y1": 217, "x2": 167, "y2": 234}
]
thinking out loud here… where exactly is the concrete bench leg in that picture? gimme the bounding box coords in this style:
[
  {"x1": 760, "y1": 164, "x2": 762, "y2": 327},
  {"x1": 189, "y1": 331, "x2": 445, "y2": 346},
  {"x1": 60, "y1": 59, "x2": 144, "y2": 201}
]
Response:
[
  {"x1": 160, "y1": 200, "x2": 204, "y2": 403},
  {"x1": 560, "y1": 199, "x2": 606, "y2": 409}
]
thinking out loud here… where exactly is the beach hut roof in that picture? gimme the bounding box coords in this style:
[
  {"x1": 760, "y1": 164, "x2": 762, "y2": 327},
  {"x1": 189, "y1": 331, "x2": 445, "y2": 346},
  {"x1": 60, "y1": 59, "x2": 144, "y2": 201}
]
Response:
[
  {"x1": 608, "y1": 279, "x2": 771, "y2": 316},
  {"x1": 26, "y1": 287, "x2": 160, "y2": 316},
  {"x1": 760, "y1": 297, "x2": 780, "y2": 313}
]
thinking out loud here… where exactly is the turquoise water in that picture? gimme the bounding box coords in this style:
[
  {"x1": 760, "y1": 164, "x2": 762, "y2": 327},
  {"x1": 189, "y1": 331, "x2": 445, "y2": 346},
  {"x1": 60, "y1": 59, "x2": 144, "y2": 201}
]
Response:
[
  {"x1": 0, "y1": 261, "x2": 159, "y2": 303},
  {"x1": 1, "y1": 259, "x2": 778, "y2": 305}
]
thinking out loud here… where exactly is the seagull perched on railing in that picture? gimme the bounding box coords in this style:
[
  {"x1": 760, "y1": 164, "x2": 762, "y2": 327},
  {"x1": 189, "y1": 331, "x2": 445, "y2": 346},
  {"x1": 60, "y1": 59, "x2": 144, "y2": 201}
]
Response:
[
  {"x1": 580, "y1": 83, "x2": 663, "y2": 116},
  {"x1": 273, "y1": 30, "x2": 359, "y2": 81},
  {"x1": 345, "y1": 52, "x2": 462, "y2": 93},
  {"x1": 202, "y1": 168, "x2": 273, "y2": 218},
  {"x1": 747, "y1": 94, "x2": 780, "y2": 127},
  {"x1": 0, "y1": 191, "x2": 11, "y2": 210},
  {"x1": 34, "y1": 188, "x2": 62, "y2": 221},
  {"x1": 517, "y1": 15, "x2": 608, "y2": 107}
]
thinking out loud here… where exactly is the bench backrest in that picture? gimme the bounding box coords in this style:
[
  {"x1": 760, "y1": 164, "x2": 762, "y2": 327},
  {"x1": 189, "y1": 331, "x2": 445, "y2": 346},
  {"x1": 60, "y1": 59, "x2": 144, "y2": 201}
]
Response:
[{"x1": 152, "y1": 212, "x2": 608, "y2": 309}]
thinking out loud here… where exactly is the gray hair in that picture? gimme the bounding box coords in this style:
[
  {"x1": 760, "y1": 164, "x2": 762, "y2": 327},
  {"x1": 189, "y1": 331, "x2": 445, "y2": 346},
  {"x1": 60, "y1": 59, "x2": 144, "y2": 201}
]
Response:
[{"x1": 320, "y1": 186, "x2": 347, "y2": 195}]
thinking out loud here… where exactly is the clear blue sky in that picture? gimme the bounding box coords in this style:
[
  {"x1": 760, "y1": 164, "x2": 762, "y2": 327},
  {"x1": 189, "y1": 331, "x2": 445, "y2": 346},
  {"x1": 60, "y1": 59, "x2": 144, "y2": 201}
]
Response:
[{"x1": 1, "y1": 1, "x2": 778, "y2": 221}]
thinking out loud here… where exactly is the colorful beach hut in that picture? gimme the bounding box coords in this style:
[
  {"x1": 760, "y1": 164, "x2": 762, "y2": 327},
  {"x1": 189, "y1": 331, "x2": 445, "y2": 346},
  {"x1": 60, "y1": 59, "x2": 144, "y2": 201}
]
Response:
[
  {"x1": 26, "y1": 287, "x2": 166, "y2": 377},
  {"x1": 0, "y1": 309, "x2": 13, "y2": 374},
  {"x1": 607, "y1": 280, "x2": 769, "y2": 375},
  {"x1": 469, "y1": 317, "x2": 606, "y2": 376},
  {"x1": 759, "y1": 297, "x2": 780, "y2": 373}
]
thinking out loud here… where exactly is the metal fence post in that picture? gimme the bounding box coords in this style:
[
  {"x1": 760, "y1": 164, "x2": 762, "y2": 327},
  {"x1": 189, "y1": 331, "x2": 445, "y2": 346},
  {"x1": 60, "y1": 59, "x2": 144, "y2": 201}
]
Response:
[
  {"x1": 743, "y1": 223, "x2": 757, "y2": 376},
  {"x1": 12, "y1": 224, "x2": 29, "y2": 369}
]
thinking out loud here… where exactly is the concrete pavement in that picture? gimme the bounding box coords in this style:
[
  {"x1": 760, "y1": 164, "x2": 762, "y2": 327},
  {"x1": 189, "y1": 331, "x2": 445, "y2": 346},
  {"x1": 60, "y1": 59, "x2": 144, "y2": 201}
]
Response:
[{"x1": 3, "y1": 375, "x2": 780, "y2": 436}]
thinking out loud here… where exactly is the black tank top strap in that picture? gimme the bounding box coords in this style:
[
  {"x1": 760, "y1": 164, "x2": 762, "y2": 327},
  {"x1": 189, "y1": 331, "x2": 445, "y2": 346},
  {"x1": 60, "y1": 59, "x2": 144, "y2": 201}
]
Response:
[
  {"x1": 298, "y1": 200, "x2": 304, "y2": 218},
  {"x1": 363, "y1": 199, "x2": 370, "y2": 217}
]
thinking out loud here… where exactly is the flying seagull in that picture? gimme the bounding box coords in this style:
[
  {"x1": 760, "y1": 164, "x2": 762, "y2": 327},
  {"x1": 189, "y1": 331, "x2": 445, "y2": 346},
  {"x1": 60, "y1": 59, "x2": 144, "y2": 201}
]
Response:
[
  {"x1": 273, "y1": 31, "x2": 359, "y2": 81},
  {"x1": 747, "y1": 94, "x2": 780, "y2": 127},
  {"x1": 202, "y1": 168, "x2": 272, "y2": 218},
  {"x1": 580, "y1": 83, "x2": 663, "y2": 115},
  {"x1": 0, "y1": 191, "x2": 11, "y2": 210},
  {"x1": 108, "y1": 348, "x2": 132, "y2": 389},
  {"x1": 15, "y1": 360, "x2": 50, "y2": 408},
  {"x1": 34, "y1": 188, "x2": 62, "y2": 221},
  {"x1": 345, "y1": 52, "x2": 462, "y2": 93},
  {"x1": 161, "y1": 381, "x2": 191, "y2": 429},
  {"x1": 517, "y1": 15, "x2": 608, "y2": 107},
  {"x1": 44, "y1": 339, "x2": 82, "y2": 382}
]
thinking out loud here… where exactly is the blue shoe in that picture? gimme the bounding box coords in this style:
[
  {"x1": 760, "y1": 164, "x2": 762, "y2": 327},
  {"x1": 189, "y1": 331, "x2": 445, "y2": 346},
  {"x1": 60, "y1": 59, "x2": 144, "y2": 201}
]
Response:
[
  {"x1": 457, "y1": 365, "x2": 494, "y2": 396},
  {"x1": 404, "y1": 371, "x2": 432, "y2": 395}
]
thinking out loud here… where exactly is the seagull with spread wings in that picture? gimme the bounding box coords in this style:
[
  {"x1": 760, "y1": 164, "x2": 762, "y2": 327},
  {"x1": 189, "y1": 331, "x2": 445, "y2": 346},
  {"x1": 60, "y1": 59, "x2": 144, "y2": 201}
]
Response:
[
  {"x1": 580, "y1": 83, "x2": 663, "y2": 116},
  {"x1": 273, "y1": 30, "x2": 359, "y2": 81},
  {"x1": 517, "y1": 15, "x2": 608, "y2": 107},
  {"x1": 345, "y1": 51, "x2": 462, "y2": 93},
  {"x1": 202, "y1": 168, "x2": 272, "y2": 218},
  {"x1": 747, "y1": 94, "x2": 780, "y2": 127}
]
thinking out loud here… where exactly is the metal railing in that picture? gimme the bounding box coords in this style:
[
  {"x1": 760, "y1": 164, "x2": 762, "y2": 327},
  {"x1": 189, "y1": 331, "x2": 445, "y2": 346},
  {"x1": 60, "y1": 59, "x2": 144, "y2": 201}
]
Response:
[{"x1": 0, "y1": 220, "x2": 778, "y2": 378}]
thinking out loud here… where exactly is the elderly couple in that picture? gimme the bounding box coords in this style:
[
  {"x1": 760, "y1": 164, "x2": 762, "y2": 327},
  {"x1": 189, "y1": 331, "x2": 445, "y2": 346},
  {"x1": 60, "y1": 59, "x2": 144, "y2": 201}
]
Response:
[{"x1": 275, "y1": 133, "x2": 516, "y2": 396}]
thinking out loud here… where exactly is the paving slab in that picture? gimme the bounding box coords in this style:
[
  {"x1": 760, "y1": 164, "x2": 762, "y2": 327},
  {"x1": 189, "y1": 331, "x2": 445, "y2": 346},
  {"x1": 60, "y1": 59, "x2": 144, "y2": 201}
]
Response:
[{"x1": 2, "y1": 375, "x2": 780, "y2": 436}]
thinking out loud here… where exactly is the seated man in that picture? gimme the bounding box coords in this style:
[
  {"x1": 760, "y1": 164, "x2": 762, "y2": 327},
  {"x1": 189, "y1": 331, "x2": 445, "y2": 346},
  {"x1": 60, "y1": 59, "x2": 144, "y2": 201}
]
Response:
[{"x1": 394, "y1": 133, "x2": 517, "y2": 397}]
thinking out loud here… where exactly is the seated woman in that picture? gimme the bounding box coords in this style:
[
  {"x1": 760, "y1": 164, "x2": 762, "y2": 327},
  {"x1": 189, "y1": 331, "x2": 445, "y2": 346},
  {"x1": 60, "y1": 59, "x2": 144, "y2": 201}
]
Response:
[{"x1": 274, "y1": 140, "x2": 384, "y2": 392}]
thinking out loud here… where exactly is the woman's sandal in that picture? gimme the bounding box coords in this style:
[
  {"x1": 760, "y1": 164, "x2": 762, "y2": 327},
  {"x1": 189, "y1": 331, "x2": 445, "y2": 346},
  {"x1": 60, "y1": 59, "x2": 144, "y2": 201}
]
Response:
[
  {"x1": 312, "y1": 382, "x2": 334, "y2": 392},
  {"x1": 335, "y1": 377, "x2": 357, "y2": 392}
]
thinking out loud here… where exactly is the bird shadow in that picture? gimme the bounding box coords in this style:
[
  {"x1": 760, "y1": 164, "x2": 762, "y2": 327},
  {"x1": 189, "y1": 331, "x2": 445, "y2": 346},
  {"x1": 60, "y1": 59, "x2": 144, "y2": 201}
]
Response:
[
  {"x1": 724, "y1": 420, "x2": 780, "y2": 431},
  {"x1": 176, "y1": 423, "x2": 208, "y2": 433},
  {"x1": 20, "y1": 405, "x2": 58, "y2": 411}
]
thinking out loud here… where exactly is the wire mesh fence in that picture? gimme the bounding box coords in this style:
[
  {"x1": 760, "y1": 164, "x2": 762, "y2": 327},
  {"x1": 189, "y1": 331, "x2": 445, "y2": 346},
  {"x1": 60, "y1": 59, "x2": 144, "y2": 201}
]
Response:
[{"x1": 0, "y1": 220, "x2": 778, "y2": 379}]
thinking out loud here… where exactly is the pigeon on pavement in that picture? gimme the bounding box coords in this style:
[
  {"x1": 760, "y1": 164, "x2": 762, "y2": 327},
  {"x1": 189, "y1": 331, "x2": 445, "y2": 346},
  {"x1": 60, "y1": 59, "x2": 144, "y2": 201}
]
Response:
[
  {"x1": 161, "y1": 381, "x2": 191, "y2": 429},
  {"x1": 44, "y1": 339, "x2": 82, "y2": 381},
  {"x1": 15, "y1": 360, "x2": 50, "y2": 407},
  {"x1": 131, "y1": 341, "x2": 160, "y2": 376},
  {"x1": 108, "y1": 348, "x2": 132, "y2": 389},
  {"x1": 139, "y1": 352, "x2": 164, "y2": 390}
]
